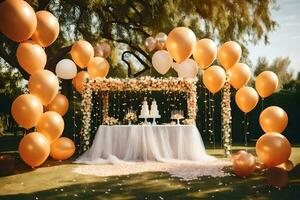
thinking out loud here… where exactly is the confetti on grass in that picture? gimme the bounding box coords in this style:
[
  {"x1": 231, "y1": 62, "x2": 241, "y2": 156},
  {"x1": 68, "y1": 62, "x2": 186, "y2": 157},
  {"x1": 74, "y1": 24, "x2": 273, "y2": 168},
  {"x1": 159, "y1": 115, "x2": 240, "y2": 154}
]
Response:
[{"x1": 73, "y1": 160, "x2": 231, "y2": 181}]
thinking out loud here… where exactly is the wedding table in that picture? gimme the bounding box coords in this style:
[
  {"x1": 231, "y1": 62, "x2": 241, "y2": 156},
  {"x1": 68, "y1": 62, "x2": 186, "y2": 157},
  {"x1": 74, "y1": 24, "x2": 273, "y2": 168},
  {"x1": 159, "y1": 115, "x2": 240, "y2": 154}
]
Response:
[{"x1": 75, "y1": 125, "x2": 214, "y2": 164}]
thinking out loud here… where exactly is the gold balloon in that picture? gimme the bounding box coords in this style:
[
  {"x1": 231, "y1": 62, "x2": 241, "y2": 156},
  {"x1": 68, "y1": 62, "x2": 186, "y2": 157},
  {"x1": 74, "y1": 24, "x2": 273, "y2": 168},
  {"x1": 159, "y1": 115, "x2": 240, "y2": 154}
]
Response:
[
  {"x1": 203, "y1": 65, "x2": 226, "y2": 94},
  {"x1": 0, "y1": 0, "x2": 37, "y2": 42},
  {"x1": 31, "y1": 11, "x2": 59, "y2": 47},
  {"x1": 256, "y1": 132, "x2": 291, "y2": 167},
  {"x1": 259, "y1": 106, "x2": 288, "y2": 133},
  {"x1": 28, "y1": 70, "x2": 59, "y2": 105},
  {"x1": 47, "y1": 94, "x2": 69, "y2": 116},
  {"x1": 16, "y1": 40, "x2": 47, "y2": 75},
  {"x1": 255, "y1": 71, "x2": 278, "y2": 98},
  {"x1": 145, "y1": 37, "x2": 157, "y2": 52},
  {"x1": 218, "y1": 41, "x2": 242, "y2": 70},
  {"x1": 265, "y1": 167, "x2": 289, "y2": 188},
  {"x1": 94, "y1": 44, "x2": 103, "y2": 57},
  {"x1": 193, "y1": 38, "x2": 217, "y2": 69},
  {"x1": 36, "y1": 111, "x2": 64, "y2": 143},
  {"x1": 72, "y1": 71, "x2": 90, "y2": 94},
  {"x1": 87, "y1": 57, "x2": 109, "y2": 78},
  {"x1": 19, "y1": 132, "x2": 50, "y2": 167},
  {"x1": 235, "y1": 87, "x2": 259, "y2": 113},
  {"x1": 94, "y1": 43, "x2": 111, "y2": 58},
  {"x1": 11, "y1": 94, "x2": 43, "y2": 129},
  {"x1": 233, "y1": 152, "x2": 256, "y2": 177},
  {"x1": 70, "y1": 40, "x2": 94, "y2": 68},
  {"x1": 166, "y1": 27, "x2": 196, "y2": 63},
  {"x1": 50, "y1": 137, "x2": 75, "y2": 160},
  {"x1": 152, "y1": 50, "x2": 173, "y2": 75},
  {"x1": 155, "y1": 32, "x2": 168, "y2": 50},
  {"x1": 231, "y1": 150, "x2": 248, "y2": 162},
  {"x1": 101, "y1": 43, "x2": 111, "y2": 58},
  {"x1": 278, "y1": 160, "x2": 294, "y2": 172},
  {"x1": 228, "y1": 63, "x2": 251, "y2": 89}
]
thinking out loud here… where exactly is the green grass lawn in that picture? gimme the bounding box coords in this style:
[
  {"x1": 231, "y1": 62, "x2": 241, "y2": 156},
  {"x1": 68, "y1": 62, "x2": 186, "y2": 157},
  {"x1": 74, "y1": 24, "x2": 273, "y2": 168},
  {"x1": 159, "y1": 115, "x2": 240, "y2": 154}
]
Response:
[{"x1": 1, "y1": 136, "x2": 300, "y2": 200}]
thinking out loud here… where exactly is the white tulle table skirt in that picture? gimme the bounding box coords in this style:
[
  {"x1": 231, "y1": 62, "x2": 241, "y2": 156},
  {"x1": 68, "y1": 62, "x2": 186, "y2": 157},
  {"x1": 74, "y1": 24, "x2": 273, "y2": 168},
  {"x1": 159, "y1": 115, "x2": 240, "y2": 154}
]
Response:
[{"x1": 75, "y1": 125, "x2": 215, "y2": 164}]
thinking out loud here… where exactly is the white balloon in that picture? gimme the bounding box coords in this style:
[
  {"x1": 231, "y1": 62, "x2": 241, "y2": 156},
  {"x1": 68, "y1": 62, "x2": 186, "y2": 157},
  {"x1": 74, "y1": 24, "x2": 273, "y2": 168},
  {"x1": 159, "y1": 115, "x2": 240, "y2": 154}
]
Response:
[
  {"x1": 173, "y1": 59, "x2": 198, "y2": 78},
  {"x1": 55, "y1": 59, "x2": 77, "y2": 79},
  {"x1": 152, "y1": 50, "x2": 173, "y2": 75}
]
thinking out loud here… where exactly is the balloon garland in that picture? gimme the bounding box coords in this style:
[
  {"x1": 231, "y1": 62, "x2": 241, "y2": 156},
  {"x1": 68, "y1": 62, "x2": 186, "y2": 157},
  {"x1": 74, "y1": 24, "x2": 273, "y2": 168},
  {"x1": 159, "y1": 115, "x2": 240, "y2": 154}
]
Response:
[{"x1": 1, "y1": 0, "x2": 105, "y2": 167}]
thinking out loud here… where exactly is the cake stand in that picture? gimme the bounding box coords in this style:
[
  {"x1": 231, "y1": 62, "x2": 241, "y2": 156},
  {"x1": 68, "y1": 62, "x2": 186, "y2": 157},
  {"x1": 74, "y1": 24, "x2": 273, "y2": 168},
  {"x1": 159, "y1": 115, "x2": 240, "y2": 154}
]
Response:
[
  {"x1": 150, "y1": 115, "x2": 161, "y2": 125},
  {"x1": 139, "y1": 115, "x2": 150, "y2": 125},
  {"x1": 171, "y1": 115, "x2": 184, "y2": 125}
]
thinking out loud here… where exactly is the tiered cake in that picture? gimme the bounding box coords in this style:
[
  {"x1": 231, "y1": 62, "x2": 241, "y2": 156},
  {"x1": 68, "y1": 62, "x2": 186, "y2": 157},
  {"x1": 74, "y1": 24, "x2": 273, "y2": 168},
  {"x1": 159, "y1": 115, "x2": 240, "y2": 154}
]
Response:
[
  {"x1": 150, "y1": 100, "x2": 160, "y2": 117},
  {"x1": 140, "y1": 98, "x2": 150, "y2": 117}
]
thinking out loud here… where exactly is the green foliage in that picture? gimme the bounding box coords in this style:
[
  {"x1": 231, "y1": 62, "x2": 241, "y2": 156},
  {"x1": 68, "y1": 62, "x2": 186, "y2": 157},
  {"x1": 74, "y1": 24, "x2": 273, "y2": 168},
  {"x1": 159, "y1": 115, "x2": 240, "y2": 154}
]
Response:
[
  {"x1": 0, "y1": 60, "x2": 25, "y2": 99},
  {"x1": 0, "y1": 0, "x2": 277, "y2": 79}
]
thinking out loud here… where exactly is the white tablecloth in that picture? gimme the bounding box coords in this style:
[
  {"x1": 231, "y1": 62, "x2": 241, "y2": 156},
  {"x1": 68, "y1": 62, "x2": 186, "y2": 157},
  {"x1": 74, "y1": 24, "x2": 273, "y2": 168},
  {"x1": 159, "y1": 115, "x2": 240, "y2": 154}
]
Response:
[{"x1": 75, "y1": 125, "x2": 214, "y2": 164}]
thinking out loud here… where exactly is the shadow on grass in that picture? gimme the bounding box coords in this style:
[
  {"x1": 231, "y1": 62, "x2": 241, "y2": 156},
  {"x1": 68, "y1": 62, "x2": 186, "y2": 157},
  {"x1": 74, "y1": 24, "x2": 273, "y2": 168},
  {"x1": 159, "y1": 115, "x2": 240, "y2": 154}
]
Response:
[
  {"x1": 0, "y1": 152, "x2": 78, "y2": 177},
  {"x1": 0, "y1": 170, "x2": 300, "y2": 200}
]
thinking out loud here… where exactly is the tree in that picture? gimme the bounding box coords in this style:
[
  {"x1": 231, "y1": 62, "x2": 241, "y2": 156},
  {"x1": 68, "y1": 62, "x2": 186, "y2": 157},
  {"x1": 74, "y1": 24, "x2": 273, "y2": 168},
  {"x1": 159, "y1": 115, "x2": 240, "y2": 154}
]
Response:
[
  {"x1": 0, "y1": 60, "x2": 25, "y2": 135},
  {"x1": 0, "y1": 0, "x2": 277, "y2": 79},
  {"x1": 254, "y1": 57, "x2": 269, "y2": 76},
  {"x1": 254, "y1": 56, "x2": 293, "y2": 89},
  {"x1": 0, "y1": 61, "x2": 25, "y2": 100}
]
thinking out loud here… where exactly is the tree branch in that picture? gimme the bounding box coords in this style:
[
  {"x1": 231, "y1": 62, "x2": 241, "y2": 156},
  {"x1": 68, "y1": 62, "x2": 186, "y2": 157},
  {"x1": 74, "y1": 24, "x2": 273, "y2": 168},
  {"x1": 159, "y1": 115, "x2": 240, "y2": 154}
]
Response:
[
  {"x1": 122, "y1": 50, "x2": 150, "y2": 77},
  {"x1": 63, "y1": 0, "x2": 152, "y2": 77},
  {"x1": 108, "y1": 21, "x2": 150, "y2": 37},
  {"x1": 121, "y1": 51, "x2": 132, "y2": 77}
]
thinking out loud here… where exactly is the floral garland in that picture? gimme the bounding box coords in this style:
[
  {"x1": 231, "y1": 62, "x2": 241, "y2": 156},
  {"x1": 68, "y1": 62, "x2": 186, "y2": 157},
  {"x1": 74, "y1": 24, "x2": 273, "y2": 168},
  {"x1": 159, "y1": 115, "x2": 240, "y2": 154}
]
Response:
[
  {"x1": 80, "y1": 80, "x2": 93, "y2": 151},
  {"x1": 80, "y1": 76, "x2": 198, "y2": 151},
  {"x1": 182, "y1": 118, "x2": 196, "y2": 125},
  {"x1": 221, "y1": 74, "x2": 232, "y2": 157},
  {"x1": 103, "y1": 116, "x2": 120, "y2": 125}
]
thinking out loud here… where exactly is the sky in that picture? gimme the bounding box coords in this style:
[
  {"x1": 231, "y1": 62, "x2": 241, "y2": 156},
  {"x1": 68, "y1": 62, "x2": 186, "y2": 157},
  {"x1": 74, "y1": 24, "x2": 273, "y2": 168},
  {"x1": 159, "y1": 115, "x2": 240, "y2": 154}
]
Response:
[{"x1": 248, "y1": 0, "x2": 300, "y2": 76}]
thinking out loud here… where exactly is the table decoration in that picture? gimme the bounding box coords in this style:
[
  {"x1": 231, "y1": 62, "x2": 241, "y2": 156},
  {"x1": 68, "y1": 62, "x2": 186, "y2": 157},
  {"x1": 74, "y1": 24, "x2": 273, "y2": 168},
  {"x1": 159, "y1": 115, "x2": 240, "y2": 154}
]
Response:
[
  {"x1": 103, "y1": 116, "x2": 119, "y2": 126},
  {"x1": 171, "y1": 110, "x2": 184, "y2": 124},
  {"x1": 124, "y1": 110, "x2": 137, "y2": 125}
]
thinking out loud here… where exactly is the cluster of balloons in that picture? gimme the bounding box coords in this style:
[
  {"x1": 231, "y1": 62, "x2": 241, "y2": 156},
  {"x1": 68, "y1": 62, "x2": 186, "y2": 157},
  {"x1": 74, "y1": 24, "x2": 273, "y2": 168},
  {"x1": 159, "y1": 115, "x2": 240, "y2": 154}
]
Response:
[
  {"x1": 148, "y1": 27, "x2": 242, "y2": 86},
  {"x1": 145, "y1": 32, "x2": 168, "y2": 52},
  {"x1": 149, "y1": 28, "x2": 199, "y2": 78},
  {"x1": 147, "y1": 27, "x2": 280, "y2": 105},
  {"x1": 56, "y1": 40, "x2": 110, "y2": 94},
  {"x1": 232, "y1": 148, "x2": 292, "y2": 189},
  {"x1": 228, "y1": 51, "x2": 290, "y2": 184},
  {"x1": 1, "y1": 0, "x2": 75, "y2": 167},
  {"x1": 229, "y1": 64, "x2": 290, "y2": 187},
  {"x1": 234, "y1": 70, "x2": 279, "y2": 114}
]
